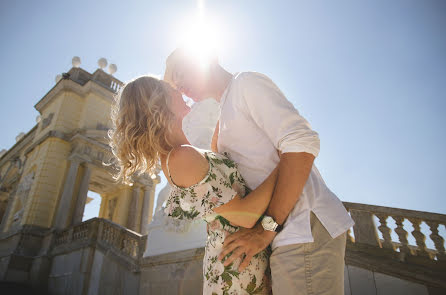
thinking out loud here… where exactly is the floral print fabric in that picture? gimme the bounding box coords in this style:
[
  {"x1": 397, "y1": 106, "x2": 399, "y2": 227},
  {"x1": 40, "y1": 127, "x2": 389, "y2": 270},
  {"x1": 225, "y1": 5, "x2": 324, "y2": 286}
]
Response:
[{"x1": 164, "y1": 149, "x2": 271, "y2": 295}]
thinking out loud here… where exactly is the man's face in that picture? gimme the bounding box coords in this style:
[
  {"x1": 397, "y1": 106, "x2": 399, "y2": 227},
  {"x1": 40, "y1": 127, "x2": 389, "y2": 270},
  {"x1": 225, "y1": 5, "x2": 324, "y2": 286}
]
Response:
[{"x1": 173, "y1": 61, "x2": 209, "y2": 102}]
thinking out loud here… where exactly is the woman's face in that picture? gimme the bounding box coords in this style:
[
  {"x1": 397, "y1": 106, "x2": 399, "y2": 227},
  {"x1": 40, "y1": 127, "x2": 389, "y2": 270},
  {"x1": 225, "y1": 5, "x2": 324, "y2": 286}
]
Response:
[{"x1": 164, "y1": 83, "x2": 191, "y2": 119}]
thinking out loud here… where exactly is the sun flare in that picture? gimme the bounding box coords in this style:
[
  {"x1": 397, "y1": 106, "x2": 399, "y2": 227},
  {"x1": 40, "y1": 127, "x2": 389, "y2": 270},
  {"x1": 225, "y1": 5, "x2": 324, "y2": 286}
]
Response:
[{"x1": 171, "y1": 0, "x2": 222, "y2": 71}]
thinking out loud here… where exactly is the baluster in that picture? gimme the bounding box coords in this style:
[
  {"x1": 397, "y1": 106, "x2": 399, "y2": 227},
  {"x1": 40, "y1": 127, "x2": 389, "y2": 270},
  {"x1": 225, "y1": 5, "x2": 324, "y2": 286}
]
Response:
[
  {"x1": 109, "y1": 224, "x2": 114, "y2": 244},
  {"x1": 121, "y1": 235, "x2": 127, "y2": 254},
  {"x1": 118, "y1": 230, "x2": 125, "y2": 253},
  {"x1": 103, "y1": 224, "x2": 108, "y2": 242},
  {"x1": 426, "y1": 221, "x2": 445, "y2": 261},
  {"x1": 375, "y1": 213, "x2": 395, "y2": 250},
  {"x1": 102, "y1": 223, "x2": 109, "y2": 242},
  {"x1": 126, "y1": 237, "x2": 133, "y2": 257},
  {"x1": 134, "y1": 239, "x2": 138, "y2": 258},
  {"x1": 68, "y1": 228, "x2": 74, "y2": 244},
  {"x1": 345, "y1": 208, "x2": 355, "y2": 243},
  {"x1": 346, "y1": 227, "x2": 355, "y2": 243},
  {"x1": 408, "y1": 218, "x2": 431, "y2": 258},
  {"x1": 393, "y1": 216, "x2": 411, "y2": 255},
  {"x1": 111, "y1": 226, "x2": 117, "y2": 246}
]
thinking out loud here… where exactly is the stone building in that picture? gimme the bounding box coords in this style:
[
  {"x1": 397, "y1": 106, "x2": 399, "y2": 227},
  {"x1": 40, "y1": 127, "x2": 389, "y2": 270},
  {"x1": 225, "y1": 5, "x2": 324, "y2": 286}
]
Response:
[{"x1": 0, "y1": 60, "x2": 445, "y2": 294}]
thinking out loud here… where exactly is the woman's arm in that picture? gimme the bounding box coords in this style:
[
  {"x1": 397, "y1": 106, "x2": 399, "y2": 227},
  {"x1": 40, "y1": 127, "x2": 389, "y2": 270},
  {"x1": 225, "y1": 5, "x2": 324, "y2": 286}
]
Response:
[
  {"x1": 214, "y1": 164, "x2": 279, "y2": 228},
  {"x1": 168, "y1": 146, "x2": 280, "y2": 228}
]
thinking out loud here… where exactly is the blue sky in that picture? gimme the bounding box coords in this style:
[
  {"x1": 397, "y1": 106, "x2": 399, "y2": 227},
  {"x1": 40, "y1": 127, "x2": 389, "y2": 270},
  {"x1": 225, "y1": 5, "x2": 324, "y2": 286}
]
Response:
[{"x1": 1, "y1": 0, "x2": 445, "y2": 225}]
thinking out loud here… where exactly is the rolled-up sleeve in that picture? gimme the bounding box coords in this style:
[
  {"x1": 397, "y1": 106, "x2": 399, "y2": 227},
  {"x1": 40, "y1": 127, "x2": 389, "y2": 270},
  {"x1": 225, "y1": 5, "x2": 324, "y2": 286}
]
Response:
[{"x1": 238, "y1": 72, "x2": 320, "y2": 157}]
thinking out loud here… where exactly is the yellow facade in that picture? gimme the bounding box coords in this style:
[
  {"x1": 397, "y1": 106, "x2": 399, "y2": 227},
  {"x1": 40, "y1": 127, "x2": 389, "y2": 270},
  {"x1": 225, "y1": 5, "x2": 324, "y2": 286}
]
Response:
[{"x1": 0, "y1": 66, "x2": 159, "y2": 234}]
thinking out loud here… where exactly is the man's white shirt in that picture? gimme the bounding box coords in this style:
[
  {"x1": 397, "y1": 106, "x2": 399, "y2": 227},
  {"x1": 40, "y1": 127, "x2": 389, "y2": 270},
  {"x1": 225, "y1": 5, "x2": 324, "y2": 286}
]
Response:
[{"x1": 217, "y1": 72, "x2": 355, "y2": 250}]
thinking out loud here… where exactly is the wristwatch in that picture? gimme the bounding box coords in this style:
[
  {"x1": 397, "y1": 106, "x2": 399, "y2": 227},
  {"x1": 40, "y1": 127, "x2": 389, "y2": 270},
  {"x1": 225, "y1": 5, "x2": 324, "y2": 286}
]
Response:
[{"x1": 261, "y1": 215, "x2": 283, "y2": 233}]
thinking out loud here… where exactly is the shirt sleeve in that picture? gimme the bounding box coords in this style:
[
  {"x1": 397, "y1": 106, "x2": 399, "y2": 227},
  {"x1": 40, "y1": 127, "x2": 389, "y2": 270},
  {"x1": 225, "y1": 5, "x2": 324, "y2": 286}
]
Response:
[{"x1": 237, "y1": 72, "x2": 320, "y2": 157}]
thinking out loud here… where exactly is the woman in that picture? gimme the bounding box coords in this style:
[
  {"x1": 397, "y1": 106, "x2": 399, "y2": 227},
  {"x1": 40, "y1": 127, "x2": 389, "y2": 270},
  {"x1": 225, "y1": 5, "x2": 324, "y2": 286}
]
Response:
[{"x1": 108, "y1": 75, "x2": 278, "y2": 294}]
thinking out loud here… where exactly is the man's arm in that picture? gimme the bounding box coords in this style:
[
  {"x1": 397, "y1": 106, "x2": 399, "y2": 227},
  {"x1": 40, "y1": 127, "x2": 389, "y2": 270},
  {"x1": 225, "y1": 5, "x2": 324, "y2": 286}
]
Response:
[
  {"x1": 218, "y1": 72, "x2": 319, "y2": 271},
  {"x1": 265, "y1": 152, "x2": 314, "y2": 225},
  {"x1": 218, "y1": 152, "x2": 314, "y2": 271}
]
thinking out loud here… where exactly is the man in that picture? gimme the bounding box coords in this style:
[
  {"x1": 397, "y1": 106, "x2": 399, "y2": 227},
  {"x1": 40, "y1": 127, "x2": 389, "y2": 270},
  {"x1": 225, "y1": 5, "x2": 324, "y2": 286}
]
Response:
[{"x1": 164, "y1": 47, "x2": 355, "y2": 295}]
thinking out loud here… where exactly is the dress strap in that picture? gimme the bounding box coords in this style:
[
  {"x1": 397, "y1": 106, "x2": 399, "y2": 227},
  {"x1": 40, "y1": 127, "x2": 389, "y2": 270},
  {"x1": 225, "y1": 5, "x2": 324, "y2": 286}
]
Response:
[{"x1": 166, "y1": 149, "x2": 175, "y2": 185}]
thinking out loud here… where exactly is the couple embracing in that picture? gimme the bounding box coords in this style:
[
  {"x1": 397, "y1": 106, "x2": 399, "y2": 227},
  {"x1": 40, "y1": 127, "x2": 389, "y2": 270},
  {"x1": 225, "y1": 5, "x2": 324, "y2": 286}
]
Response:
[{"x1": 108, "y1": 47, "x2": 355, "y2": 295}]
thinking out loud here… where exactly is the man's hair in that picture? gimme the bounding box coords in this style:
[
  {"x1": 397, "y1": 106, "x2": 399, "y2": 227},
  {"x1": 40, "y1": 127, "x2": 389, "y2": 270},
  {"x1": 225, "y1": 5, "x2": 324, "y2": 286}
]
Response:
[
  {"x1": 163, "y1": 47, "x2": 189, "y2": 88},
  {"x1": 163, "y1": 46, "x2": 218, "y2": 88}
]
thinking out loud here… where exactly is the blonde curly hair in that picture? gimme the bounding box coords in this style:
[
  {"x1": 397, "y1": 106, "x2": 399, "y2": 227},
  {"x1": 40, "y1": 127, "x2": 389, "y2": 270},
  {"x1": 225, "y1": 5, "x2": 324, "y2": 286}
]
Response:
[{"x1": 107, "y1": 75, "x2": 175, "y2": 185}]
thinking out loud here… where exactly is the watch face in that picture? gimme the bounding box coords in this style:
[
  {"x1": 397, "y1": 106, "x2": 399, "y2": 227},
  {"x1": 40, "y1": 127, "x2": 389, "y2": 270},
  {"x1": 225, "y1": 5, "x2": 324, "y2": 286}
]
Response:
[{"x1": 262, "y1": 216, "x2": 275, "y2": 231}]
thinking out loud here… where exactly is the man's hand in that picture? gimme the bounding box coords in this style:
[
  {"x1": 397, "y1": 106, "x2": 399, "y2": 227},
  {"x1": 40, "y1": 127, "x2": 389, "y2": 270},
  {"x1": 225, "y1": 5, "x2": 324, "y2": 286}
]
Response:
[{"x1": 218, "y1": 222, "x2": 276, "y2": 272}]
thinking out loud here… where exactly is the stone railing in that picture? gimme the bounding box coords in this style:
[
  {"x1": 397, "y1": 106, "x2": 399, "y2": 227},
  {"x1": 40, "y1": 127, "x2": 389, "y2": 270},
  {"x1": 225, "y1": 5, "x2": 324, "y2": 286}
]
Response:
[
  {"x1": 98, "y1": 219, "x2": 144, "y2": 260},
  {"x1": 53, "y1": 218, "x2": 97, "y2": 248},
  {"x1": 110, "y1": 79, "x2": 122, "y2": 93},
  {"x1": 2, "y1": 204, "x2": 445, "y2": 293},
  {"x1": 343, "y1": 202, "x2": 446, "y2": 289},
  {"x1": 53, "y1": 218, "x2": 146, "y2": 264}
]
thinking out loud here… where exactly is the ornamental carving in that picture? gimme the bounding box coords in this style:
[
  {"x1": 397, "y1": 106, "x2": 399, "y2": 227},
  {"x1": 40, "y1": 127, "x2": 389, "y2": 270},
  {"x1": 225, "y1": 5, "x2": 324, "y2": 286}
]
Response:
[
  {"x1": 41, "y1": 113, "x2": 54, "y2": 129},
  {"x1": 11, "y1": 171, "x2": 35, "y2": 226},
  {"x1": 70, "y1": 142, "x2": 115, "y2": 168}
]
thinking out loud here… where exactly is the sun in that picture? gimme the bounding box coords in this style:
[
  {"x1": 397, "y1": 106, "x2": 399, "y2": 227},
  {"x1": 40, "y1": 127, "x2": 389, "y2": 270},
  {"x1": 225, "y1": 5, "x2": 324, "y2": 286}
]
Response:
[
  {"x1": 181, "y1": 25, "x2": 219, "y2": 70},
  {"x1": 172, "y1": 0, "x2": 222, "y2": 71}
]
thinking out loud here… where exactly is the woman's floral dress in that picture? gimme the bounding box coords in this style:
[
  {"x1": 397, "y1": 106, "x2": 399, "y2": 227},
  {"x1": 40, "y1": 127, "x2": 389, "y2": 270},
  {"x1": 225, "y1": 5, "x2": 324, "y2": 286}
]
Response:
[{"x1": 164, "y1": 147, "x2": 272, "y2": 295}]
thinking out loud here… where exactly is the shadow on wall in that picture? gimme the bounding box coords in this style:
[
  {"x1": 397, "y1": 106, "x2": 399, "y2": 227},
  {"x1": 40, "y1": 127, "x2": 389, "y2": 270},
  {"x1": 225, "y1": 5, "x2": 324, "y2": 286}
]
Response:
[{"x1": 0, "y1": 282, "x2": 49, "y2": 295}]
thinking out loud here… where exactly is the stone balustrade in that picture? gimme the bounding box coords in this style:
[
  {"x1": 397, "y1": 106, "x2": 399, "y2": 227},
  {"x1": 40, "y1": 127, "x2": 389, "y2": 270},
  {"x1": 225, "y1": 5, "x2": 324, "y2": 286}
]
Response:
[
  {"x1": 344, "y1": 202, "x2": 446, "y2": 259},
  {"x1": 52, "y1": 217, "x2": 146, "y2": 263},
  {"x1": 343, "y1": 202, "x2": 446, "y2": 290},
  {"x1": 110, "y1": 80, "x2": 122, "y2": 93},
  {"x1": 1, "y1": 203, "x2": 445, "y2": 293}
]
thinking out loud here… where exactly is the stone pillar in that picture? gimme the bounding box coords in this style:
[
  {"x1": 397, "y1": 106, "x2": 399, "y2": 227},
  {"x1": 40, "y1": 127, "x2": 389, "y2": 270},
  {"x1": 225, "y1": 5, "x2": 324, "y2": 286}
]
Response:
[
  {"x1": 140, "y1": 184, "x2": 156, "y2": 235},
  {"x1": 54, "y1": 158, "x2": 81, "y2": 230},
  {"x1": 0, "y1": 200, "x2": 7, "y2": 222},
  {"x1": 127, "y1": 185, "x2": 140, "y2": 231},
  {"x1": 350, "y1": 209, "x2": 381, "y2": 247},
  {"x1": 98, "y1": 193, "x2": 107, "y2": 218},
  {"x1": 72, "y1": 163, "x2": 92, "y2": 225}
]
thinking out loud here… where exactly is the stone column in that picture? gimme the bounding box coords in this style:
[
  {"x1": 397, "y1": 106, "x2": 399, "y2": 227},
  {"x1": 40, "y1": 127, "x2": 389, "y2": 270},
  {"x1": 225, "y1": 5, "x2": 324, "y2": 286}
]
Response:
[
  {"x1": 140, "y1": 184, "x2": 156, "y2": 235},
  {"x1": 71, "y1": 163, "x2": 92, "y2": 225},
  {"x1": 54, "y1": 158, "x2": 81, "y2": 230},
  {"x1": 0, "y1": 200, "x2": 7, "y2": 222},
  {"x1": 98, "y1": 193, "x2": 107, "y2": 218},
  {"x1": 127, "y1": 185, "x2": 140, "y2": 231}
]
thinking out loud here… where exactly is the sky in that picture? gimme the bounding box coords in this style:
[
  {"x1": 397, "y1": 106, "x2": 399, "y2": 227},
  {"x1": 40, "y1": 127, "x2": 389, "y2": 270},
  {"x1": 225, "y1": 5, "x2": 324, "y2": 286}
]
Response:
[{"x1": 1, "y1": 0, "x2": 445, "y2": 229}]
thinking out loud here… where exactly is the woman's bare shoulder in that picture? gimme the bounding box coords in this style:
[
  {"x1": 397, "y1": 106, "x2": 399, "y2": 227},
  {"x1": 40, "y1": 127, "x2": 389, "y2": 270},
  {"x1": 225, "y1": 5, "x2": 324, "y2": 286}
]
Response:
[{"x1": 168, "y1": 146, "x2": 209, "y2": 188}]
